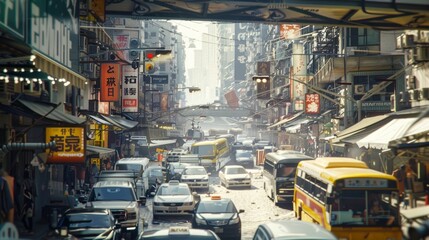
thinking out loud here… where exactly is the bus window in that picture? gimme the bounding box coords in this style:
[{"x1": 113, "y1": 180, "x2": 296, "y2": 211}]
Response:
[
  {"x1": 192, "y1": 145, "x2": 214, "y2": 156},
  {"x1": 276, "y1": 164, "x2": 296, "y2": 178}
]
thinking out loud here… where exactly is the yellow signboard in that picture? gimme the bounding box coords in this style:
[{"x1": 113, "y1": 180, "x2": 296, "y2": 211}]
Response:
[
  {"x1": 156, "y1": 148, "x2": 164, "y2": 153},
  {"x1": 46, "y1": 126, "x2": 85, "y2": 164}
]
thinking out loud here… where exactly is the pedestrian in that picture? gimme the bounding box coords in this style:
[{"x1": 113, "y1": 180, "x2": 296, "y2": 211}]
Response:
[
  {"x1": 0, "y1": 173, "x2": 14, "y2": 223},
  {"x1": 392, "y1": 164, "x2": 407, "y2": 199},
  {"x1": 21, "y1": 184, "x2": 34, "y2": 234}
]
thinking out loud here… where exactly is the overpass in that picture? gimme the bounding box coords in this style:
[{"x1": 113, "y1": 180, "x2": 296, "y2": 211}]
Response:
[
  {"x1": 105, "y1": 0, "x2": 429, "y2": 30},
  {"x1": 179, "y1": 106, "x2": 252, "y2": 118}
]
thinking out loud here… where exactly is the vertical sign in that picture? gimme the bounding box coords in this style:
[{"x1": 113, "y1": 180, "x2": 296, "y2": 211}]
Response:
[
  {"x1": 100, "y1": 63, "x2": 120, "y2": 102},
  {"x1": 122, "y1": 65, "x2": 139, "y2": 112},
  {"x1": 234, "y1": 23, "x2": 247, "y2": 82},
  {"x1": 291, "y1": 43, "x2": 307, "y2": 111},
  {"x1": 305, "y1": 93, "x2": 321, "y2": 114},
  {"x1": 46, "y1": 126, "x2": 85, "y2": 164}
]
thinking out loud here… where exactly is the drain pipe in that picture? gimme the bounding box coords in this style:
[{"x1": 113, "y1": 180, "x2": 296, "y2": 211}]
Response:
[{"x1": 0, "y1": 141, "x2": 56, "y2": 157}]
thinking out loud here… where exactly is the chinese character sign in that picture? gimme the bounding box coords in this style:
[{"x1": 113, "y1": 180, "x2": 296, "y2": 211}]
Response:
[
  {"x1": 100, "y1": 63, "x2": 120, "y2": 102},
  {"x1": 122, "y1": 65, "x2": 139, "y2": 112},
  {"x1": 46, "y1": 126, "x2": 85, "y2": 163},
  {"x1": 305, "y1": 93, "x2": 321, "y2": 114}
]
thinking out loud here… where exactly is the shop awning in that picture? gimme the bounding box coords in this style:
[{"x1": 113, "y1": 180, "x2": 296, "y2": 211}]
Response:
[
  {"x1": 149, "y1": 139, "x2": 178, "y2": 148},
  {"x1": 331, "y1": 115, "x2": 389, "y2": 144},
  {"x1": 87, "y1": 115, "x2": 113, "y2": 126},
  {"x1": 356, "y1": 117, "x2": 419, "y2": 149},
  {"x1": 32, "y1": 50, "x2": 87, "y2": 89},
  {"x1": 282, "y1": 118, "x2": 310, "y2": 133},
  {"x1": 388, "y1": 116, "x2": 429, "y2": 149},
  {"x1": 268, "y1": 111, "x2": 304, "y2": 129},
  {"x1": 86, "y1": 145, "x2": 117, "y2": 159},
  {"x1": 14, "y1": 99, "x2": 86, "y2": 124},
  {"x1": 100, "y1": 115, "x2": 138, "y2": 130}
]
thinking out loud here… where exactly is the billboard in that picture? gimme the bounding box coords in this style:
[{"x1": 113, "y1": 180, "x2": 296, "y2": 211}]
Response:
[
  {"x1": 46, "y1": 126, "x2": 85, "y2": 164},
  {"x1": 122, "y1": 65, "x2": 139, "y2": 112},
  {"x1": 224, "y1": 90, "x2": 239, "y2": 108}
]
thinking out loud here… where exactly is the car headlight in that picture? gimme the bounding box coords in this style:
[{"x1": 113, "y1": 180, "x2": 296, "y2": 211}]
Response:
[
  {"x1": 229, "y1": 213, "x2": 240, "y2": 225},
  {"x1": 195, "y1": 214, "x2": 207, "y2": 225}
]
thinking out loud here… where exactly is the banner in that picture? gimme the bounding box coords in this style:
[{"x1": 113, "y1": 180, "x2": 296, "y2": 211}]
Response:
[{"x1": 100, "y1": 63, "x2": 120, "y2": 102}]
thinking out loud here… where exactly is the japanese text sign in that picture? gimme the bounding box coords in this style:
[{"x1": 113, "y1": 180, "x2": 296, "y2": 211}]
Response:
[
  {"x1": 305, "y1": 93, "x2": 321, "y2": 114},
  {"x1": 46, "y1": 126, "x2": 85, "y2": 164},
  {"x1": 100, "y1": 63, "x2": 120, "y2": 102},
  {"x1": 122, "y1": 65, "x2": 139, "y2": 112}
]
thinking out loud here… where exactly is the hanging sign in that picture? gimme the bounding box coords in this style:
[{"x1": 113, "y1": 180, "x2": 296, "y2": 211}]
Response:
[
  {"x1": 100, "y1": 63, "x2": 120, "y2": 102},
  {"x1": 305, "y1": 93, "x2": 321, "y2": 114}
]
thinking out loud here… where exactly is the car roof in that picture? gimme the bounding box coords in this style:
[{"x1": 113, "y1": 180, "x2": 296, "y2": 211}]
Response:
[
  {"x1": 224, "y1": 165, "x2": 246, "y2": 169},
  {"x1": 92, "y1": 180, "x2": 134, "y2": 188},
  {"x1": 141, "y1": 227, "x2": 219, "y2": 239},
  {"x1": 116, "y1": 157, "x2": 150, "y2": 164},
  {"x1": 184, "y1": 165, "x2": 205, "y2": 169},
  {"x1": 258, "y1": 220, "x2": 337, "y2": 239}
]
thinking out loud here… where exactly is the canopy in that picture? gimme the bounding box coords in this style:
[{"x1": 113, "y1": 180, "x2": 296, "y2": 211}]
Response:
[
  {"x1": 331, "y1": 115, "x2": 389, "y2": 144},
  {"x1": 268, "y1": 111, "x2": 304, "y2": 129},
  {"x1": 15, "y1": 99, "x2": 86, "y2": 124},
  {"x1": 356, "y1": 118, "x2": 419, "y2": 149},
  {"x1": 86, "y1": 145, "x2": 117, "y2": 159}
]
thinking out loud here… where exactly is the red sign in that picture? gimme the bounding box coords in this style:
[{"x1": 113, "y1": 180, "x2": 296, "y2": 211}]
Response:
[
  {"x1": 224, "y1": 90, "x2": 239, "y2": 109},
  {"x1": 100, "y1": 63, "x2": 120, "y2": 102},
  {"x1": 305, "y1": 93, "x2": 321, "y2": 114}
]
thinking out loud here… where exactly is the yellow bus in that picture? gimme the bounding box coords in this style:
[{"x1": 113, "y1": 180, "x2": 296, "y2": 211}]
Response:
[
  {"x1": 293, "y1": 157, "x2": 402, "y2": 240},
  {"x1": 191, "y1": 138, "x2": 230, "y2": 172}
]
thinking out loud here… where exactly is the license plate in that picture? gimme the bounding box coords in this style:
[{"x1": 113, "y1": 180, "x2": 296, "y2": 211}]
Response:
[
  {"x1": 214, "y1": 227, "x2": 223, "y2": 233},
  {"x1": 169, "y1": 207, "x2": 177, "y2": 211}
]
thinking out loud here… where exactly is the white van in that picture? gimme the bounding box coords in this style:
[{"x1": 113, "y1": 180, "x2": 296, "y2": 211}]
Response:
[{"x1": 114, "y1": 157, "x2": 151, "y2": 196}]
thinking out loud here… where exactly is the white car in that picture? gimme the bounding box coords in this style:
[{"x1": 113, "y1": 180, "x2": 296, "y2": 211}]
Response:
[
  {"x1": 219, "y1": 165, "x2": 252, "y2": 189},
  {"x1": 180, "y1": 166, "x2": 210, "y2": 191},
  {"x1": 152, "y1": 180, "x2": 198, "y2": 218}
]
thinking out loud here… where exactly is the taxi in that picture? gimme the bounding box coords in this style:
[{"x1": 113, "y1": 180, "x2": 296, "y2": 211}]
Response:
[
  {"x1": 139, "y1": 226, "x2": 220, "y2": 239},
  {"x1": 191, "y1": 195, "x2": 244, "y2": 240}
]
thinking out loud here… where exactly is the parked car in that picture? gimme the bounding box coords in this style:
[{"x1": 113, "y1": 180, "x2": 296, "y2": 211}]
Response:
[
  {"x1": 219, "y1": 165, "x2": 252, "y2": 189},
  {"x1": 192, "y1": 195, "x2": 244, "y2": 240},
  {"x1": 152, "y1": 180, "x2": 199, "y2": 219},
  {"x1": 85, "y1": 180, "x2": 142, "y2": 239},
  {"x1": 56, "y1": 208, "x2": 121, "y2": 240},
  {"x1": 252, "y1": 220, "x2": 337, "y2": 240},
  {"x1": 180, "y1": 165, "x2": 210, "y2": 191},
  {"x1": 139, "y1": 226, "x2": 221, "y2": 240},
  {"x1": 233, "y1": 149, "x2": 254, "y2": 168}
]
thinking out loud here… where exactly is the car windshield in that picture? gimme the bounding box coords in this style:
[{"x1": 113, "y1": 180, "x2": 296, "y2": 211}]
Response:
[
  {"x1": 276, "y1": 164, "x2": 297, "y2": 178},
  {"x1": 116, "y1": 164, "x2": 142, "y2": 172},
  {"x1": 146, "y1": 168, "x2": 163, "y2": 177},
  {"x1": 183, "y1": 168, "x2": 207, "y2": 175},
  {"x1": 226, "y1": 167, "x2": 247, "y2": 174},
  {"x1": 89, "y1": 187, "x2": 136, "y2": 201},
  {"x1": 63, "y1": 213, "x2": 111, "y2": 229},
  {"x1": 197, "y1": 200, "x2": 236, "y2": 213},
  {"x1": 157, "y1": 185, "x2": 191, "y2": 196},
  {"x1": 236, "y1": 151, "x2": 252, "y2": 158}
]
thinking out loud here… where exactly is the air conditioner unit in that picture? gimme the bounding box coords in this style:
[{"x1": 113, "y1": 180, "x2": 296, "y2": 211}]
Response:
[
  {"x1": 88, "y1": 44, "x2": 99, "y2": 56},
  {"x1": 415, "y1": 46, "x2": 429, "y2": 62},
  {"x1": 390, "y1": 94, "x2": 396, "y2": 112},
  {"x1": 401, "y1": 34, "x2": 415, "y2": 49},
  {"x1": 80, "y1": 35, "x2": 88, "y2": 53},
  {"x1": 409, "y1": 89, "x2": 421, "y2": 101},
  {"x1": 354, "y1": 84, "x2": 365, "y2": 95},
  {"x1": 418, "y1": 31, "x2": 429, "y2": 43},
  {"x1": 422, "y1": 88, "x2": 429, "y2": 100},
  {"x1": 83, "y1": 63, "x2": 94, "y2": 73}
]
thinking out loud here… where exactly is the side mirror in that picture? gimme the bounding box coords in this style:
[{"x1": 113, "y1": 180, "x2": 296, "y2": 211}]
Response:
[
  {"x1": 326, "y1": 196, "x2": 335, "y2": 205},
  {"x1": 207, "y1": 173, "x2": 211, "y2": 176},
  {"x1": 239, "y1": 209, "x2": 245, "y2": 213},
  {"x1": 78, "y1": 196, "x2": 88, "y2": 204},
  {"x1": 114, "y1": 223, "x2": 122, "y2": 229},
  {"x1": 150, "y1": 192, "x2": 156, "y2": 196}
]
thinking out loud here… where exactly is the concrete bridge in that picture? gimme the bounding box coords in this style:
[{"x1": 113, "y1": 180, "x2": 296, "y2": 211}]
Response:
[{"x1": 179, "y1": 106, "x2": 252, "y2": 118}]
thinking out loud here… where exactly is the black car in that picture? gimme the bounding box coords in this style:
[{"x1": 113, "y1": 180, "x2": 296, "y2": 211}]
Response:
[
  {"x1": 191, "y1": 196, "x2": 244, "y2": 240},
  {"x1": 56, "y1": 208, "x2": 121, "y2": 240},
  {"x1": 139, "y1": 226, "x2": 220, "y2": 240},
  {"x1": 233, "y1": 149, "x2": 254, "y2": 168}
]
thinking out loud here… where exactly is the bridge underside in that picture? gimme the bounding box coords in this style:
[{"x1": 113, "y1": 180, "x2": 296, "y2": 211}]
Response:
[
  {"x1": 105, "y1": 0, "x2": 429, "y2": 30},
  {"x1": 179, "y1": 108, "x2": 251, "y2": 118}
]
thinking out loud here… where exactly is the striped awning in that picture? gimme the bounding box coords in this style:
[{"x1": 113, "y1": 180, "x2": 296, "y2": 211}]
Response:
[{"x1": 32, "y1": 50, "x2": 87, "y2": 89}]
